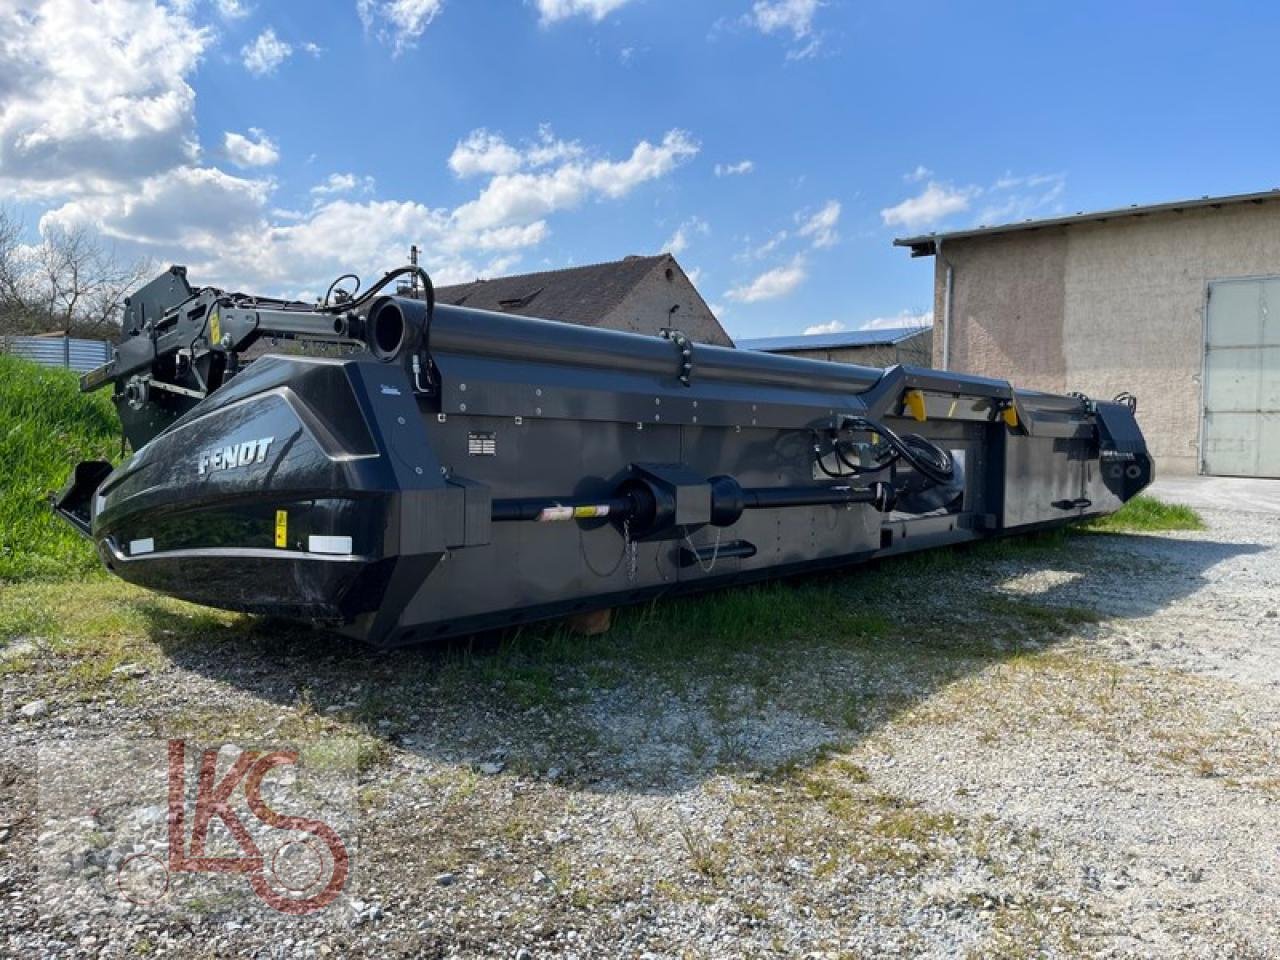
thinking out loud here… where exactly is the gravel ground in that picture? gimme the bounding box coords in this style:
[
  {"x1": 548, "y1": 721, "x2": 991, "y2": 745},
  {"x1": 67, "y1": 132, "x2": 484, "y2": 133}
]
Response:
[{"x1": 2, "y1": 489, "x2": 1279, "y2": 959}]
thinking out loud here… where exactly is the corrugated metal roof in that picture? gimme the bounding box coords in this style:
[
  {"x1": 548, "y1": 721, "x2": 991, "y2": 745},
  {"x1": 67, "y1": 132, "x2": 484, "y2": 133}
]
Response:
[
  {"x1": 894, "y1": 188, "x2": 1280, "y2": 256},
  {"x1": 737, "y1": 326, "x2": 927, "y2": 353}
]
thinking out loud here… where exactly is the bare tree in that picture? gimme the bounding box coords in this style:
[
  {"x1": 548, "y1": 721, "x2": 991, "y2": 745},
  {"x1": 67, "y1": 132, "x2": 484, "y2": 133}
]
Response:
[
  {"x1": 0, "y1": 208, "x2": 29, "y2": 316},
  {"x1": 892, "y1": 314, "x2": 935, "y2": 367},
  {"x1": 0, "y1": 206, "x2": 151, "y2": 338}
]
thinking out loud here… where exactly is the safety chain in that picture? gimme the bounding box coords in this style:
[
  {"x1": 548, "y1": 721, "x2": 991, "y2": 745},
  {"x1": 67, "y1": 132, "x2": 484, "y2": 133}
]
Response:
[
  {"x1": 624, "y1": 517, "x2": 638, "y2": 583},
  {"x1": 578, "y1": 515, "x2": 639, "y2": 582},
  {"x1": 681, "y1": 525, "x2": 722, "y2": 574}
]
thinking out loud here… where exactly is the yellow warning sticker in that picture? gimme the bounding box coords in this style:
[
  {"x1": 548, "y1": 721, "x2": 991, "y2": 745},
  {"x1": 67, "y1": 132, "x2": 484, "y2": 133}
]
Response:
[
  {"x1": 209, "y1": 310, "x2": 222, "y2": 347},
  {"x1": 274, "y1": 509, "x2": 288, "y2": 547}
]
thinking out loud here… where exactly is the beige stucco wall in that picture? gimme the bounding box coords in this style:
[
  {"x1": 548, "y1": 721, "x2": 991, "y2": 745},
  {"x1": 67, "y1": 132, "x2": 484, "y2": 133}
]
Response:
[
  {"x1": 934, "y1": 201, "x2": 1280, "y2": 475},
  {"x1": 607, "y1": 262, "x2": 733, "y2": 347},
  {"x1": 934, "y1": 230, "x2": 1068, "y2": 394}
]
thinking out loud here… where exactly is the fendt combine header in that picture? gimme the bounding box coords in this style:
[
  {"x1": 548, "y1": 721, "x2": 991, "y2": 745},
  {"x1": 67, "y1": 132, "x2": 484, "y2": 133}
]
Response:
[{"x1": 55, "y1": 262, "x2": 1151, "y2": 649}]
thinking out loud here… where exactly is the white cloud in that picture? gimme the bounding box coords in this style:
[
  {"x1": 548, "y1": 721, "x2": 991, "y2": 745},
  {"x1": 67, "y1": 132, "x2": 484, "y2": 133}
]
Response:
[
  {"x1": 223, "y1": 128, "x2": 279, "y2": 167},
  {"x1": 357, "y1": 0, "x2": 444, "y2": 53},
  {"x1": 525, "y1": 126, "x2": 585, "y2": 167},
  {"x1": 747, "y1": 0, "x2": 822, "y2": 57},
  {"x1": 714, "y1": 160, "x2": 754, "y2": 177},
  {"x1": 241, "y1": 27, "x2": 291, "y2": 76},
  {"x1": 37, "y1": 122, "x2": 698, "y2": 297},
  {"x1": 881, "y1": 170, "x2": 1068, "y2": 232},
  {"x1": 301, "y1": 41, "x2": 325, "y2": 56},
  {"x1": 42, "y1": 167, "x2": 524, "y2": 294},
  {"x1": 451, "y1": 129, "x2": 698, "y2": 232},
  {"x1": 42, "y1": 166, "x2": 273, "y2": 252},
  {"x1": 535, "y1": 0, "x2": 634, "y2": 23},
  {"x1": 796, "y1": 198, "x2": 839, "y2": 248},
  {"x1": 904, "y1": 164, "x2": 932, "y2": 183},
  {"x1": 977, "y1": 172, "x2": 1066, "y2": 225},
  {"x1": 880, "y1": 182, "x2": 976, "y2": 231},
  {"x1": 0, "y1": 0, "x2": 209, "y2": 193},
  {"x1": 1, "y1": 4, "x2": 701, "y2": 299},
  {"x1": 735, "y1": 198, "x2": 837, "y2": 262},
  {"x1": 860, "y1": 309, "x2": 932, "y2": 331},
  {"x1": 725, "y1": 256, "x2": 806, "y2": 303},
  {"x1": 662, "y1": 216, "x2": 709, "y2": 256},
  {"x1": 803, "y1": 310, "x2": 932, "y2": 336},
  {"x1": 802, "y1": 319, "x2": 844, "y2": 335},
  {"x1": 448, "y1": 130, "x2": 524, "y2": 178},
  {"x1": 740, "y1": 230, "x2": 787, "y2": 260},
  {"x1": 215, "y1": 0, "x2": 251, "y2": 19},
  {"x1": 448, "y1": 126, "x2": 585, "y2": 179},
  {"x1": 309, "y1": 172, "x2": 376, "y2": 197},
  {"x1": 750, "y1": 0, "x2": 818, "y2": 37}
]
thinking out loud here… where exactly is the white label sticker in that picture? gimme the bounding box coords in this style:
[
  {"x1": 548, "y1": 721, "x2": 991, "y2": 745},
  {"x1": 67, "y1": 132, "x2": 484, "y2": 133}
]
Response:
[{"x1": 308, "y1": 535, "x2": 353, "y2": 555}]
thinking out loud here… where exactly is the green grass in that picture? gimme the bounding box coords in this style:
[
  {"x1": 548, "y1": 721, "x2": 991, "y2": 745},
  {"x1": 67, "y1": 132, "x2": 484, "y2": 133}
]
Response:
[
  {"x1": 0, "y1": 355, "x2": 119, "y2": 582},
  {"x1": 1083, "y1": 494, "x2": 1205, "y2": 533}
]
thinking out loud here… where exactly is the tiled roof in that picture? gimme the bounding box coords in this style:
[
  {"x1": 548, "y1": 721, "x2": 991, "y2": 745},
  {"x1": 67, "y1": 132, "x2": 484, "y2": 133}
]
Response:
[{"x1": 435, "y1": 255, "x2": 669, "y2": 326}]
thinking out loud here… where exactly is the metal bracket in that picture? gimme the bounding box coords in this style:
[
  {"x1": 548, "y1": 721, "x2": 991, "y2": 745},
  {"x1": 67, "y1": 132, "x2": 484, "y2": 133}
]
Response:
[{"x1": 659, "y1": 327, "x2": 694, "y2": 387}]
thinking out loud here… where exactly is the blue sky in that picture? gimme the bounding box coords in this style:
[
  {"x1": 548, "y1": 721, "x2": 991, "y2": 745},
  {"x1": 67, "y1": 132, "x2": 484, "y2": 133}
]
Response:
[{"x1": 3, "y1": 1, "x2": 1279, "y2": 340}]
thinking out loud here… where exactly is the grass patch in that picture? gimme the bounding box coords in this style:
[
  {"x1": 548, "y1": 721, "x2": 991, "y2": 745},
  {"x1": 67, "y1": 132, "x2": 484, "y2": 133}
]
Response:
[
  {"x1": 755, "y1": 753, "x2": 977, "y2": 874},
  {"x1": 0, "y1": 355, "x2": 120, "y2": 581},
  {"x1": 1083, "y1": 495, "x2": 1204, "y2": 533}
]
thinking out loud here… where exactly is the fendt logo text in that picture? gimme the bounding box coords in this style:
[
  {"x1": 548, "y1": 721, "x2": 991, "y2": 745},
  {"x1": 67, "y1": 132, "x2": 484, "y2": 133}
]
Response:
[{"x1": 198, "y1": 436, "x2": 274, "y2": 475}]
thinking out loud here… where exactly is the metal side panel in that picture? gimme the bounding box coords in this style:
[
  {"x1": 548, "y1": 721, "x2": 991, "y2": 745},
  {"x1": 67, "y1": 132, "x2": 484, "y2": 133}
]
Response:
[
  {"x1": 1002, "y1": 435, "x2": 1088, "y2": 529},
  {"x1": 398, "y1": 418, "x2": 683, "y2": 629}
]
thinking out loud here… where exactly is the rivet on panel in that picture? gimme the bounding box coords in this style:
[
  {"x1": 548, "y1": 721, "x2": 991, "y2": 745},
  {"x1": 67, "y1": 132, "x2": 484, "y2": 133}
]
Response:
[
  {"x1": 535, "y1": 407, "x2": 542, "y2": 416},
  {"x1": 459, "y1": 403, "x2": 467, "y2": 412},
  {"x1": 397, "y1": 416, "x2": 406, "y2": 425}
]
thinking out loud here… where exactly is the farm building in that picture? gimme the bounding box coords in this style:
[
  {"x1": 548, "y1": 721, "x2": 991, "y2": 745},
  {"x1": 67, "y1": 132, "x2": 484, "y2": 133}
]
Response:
[
  {"x1": 435, "y1": 254, "x2": 732, "y2": 346},
  {"x1": 896, "y1": 189, "x2": 1280, "y2": 477},
  {"x1": 736, "y1": 326, "x2": 933, "y2": 367}
]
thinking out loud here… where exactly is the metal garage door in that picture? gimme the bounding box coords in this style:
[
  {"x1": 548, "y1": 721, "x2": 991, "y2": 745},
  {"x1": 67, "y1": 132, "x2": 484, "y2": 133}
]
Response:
[{"x1": 1202, "y1": 277, "x2": 1280, "y2": 477}]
